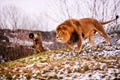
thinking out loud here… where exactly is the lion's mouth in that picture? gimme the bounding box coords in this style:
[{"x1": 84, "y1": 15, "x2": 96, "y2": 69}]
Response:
[{"x1": 56, "y1": 38, "x2": 66, "y2": 43}]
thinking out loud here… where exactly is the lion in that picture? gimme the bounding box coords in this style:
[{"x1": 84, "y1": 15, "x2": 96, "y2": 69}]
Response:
[
  {"x1": 56, "y1": 15, "x2": 119, "y2": 52},
  {"x1": 29, "y1": 33, "x2": 45, "y2": 53}
]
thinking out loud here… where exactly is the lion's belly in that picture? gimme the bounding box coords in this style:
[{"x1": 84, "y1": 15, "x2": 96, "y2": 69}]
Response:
[
  {"x1": 81, "y1": 25, "x2": 95, "y2": 39},
  {"x1": 82, "y1": 29, "x2": 93, "y2": 38}
]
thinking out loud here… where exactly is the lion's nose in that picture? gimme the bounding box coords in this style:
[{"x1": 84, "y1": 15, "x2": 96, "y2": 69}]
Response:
[{"x1": 56, "y1": 36, "x2": 58, "y2": 39}]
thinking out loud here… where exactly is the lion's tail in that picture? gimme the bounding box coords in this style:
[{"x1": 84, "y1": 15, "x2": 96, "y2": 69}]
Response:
[{"x1": 100, "y1": 15, "x2": 119, "y2": 25}]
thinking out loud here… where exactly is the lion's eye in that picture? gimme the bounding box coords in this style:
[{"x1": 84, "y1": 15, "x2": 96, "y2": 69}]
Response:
[
  {"x1": 60, "y1": 32, "x2": 64, "y2": 35},
  {"x1": 63, "y1": 27, "x2": 66, "y2": 30}
]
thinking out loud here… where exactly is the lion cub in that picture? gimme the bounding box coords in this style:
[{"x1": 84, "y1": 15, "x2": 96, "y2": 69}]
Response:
[
  {"x1": 56, "y1": 16, "x2": 119, "y2": 52},
  {"x1": 29, "y1": 33, "x2": 45, "y2": 53}
]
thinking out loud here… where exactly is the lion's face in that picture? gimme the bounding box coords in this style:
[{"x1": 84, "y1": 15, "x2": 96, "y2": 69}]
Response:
[{"x1": 56, "y1": 25, "x2": 71, "y2": 43}]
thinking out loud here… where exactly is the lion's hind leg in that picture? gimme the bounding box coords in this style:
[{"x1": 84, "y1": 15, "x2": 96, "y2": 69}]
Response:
[
  {"x1": 97, "y1": 26, "x2": 110, "y2": 45},
  {"x1": 89, "y1": 31, "x2": 95, "y2": 48}
]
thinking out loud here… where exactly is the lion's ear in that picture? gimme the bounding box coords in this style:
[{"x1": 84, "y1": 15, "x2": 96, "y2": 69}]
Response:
[
  {"x1": 29, "y1": 33, "x2": 34, "y2": 39},
  {"x1": 75, "y1": 21, "x2": 80, "y2": 26},
  {"x1": 56, "y1": 27, "x2": 61, "y2": 31}
]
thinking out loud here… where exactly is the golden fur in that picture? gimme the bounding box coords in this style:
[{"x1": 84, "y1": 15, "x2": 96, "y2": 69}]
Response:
[
  {"x1": 56, "y1": 16, "x2": 119, "y2": 52},
  {"x1": 33, "y1": 37, "x2": 45, "y2": 53},
  {"x1": 29, "y1": 33, "x2": 45, "y2": 53}
]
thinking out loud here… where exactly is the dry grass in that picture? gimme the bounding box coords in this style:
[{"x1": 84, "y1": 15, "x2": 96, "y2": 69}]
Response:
[{"x1": 0, "y1": 46, "x2": 120, "y2": 80}]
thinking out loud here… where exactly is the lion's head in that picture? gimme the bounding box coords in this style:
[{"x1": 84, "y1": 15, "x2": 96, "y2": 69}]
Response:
[
  {"x1": 56, "y1": 25, "x2": 71, "y2": 43},
  {"x1": 56, "y1": 19, "x2": 80, "y2": 43},
  {"x1": 56, "y1": 19, "x2": 81, "y2": 44}
]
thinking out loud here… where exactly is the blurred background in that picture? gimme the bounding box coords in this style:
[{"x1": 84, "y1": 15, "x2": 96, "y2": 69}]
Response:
[{"x1": 0, "y1": 0, "x2": 120, "y2": 62}]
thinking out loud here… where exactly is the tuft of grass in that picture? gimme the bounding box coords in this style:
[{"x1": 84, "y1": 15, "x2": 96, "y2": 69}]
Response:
[
  {"x1": 5, "y1": 73, "x2": 12, "y2": 80},
  {"x1": 83, "y1": 64, "x2": 89, "y2": 72},
  {"x1": 26, "y1": 73, "x2": 32, "y2": 80},
  {"x1": 117, "y1": 64, "x2": 120, "y2": 69}
]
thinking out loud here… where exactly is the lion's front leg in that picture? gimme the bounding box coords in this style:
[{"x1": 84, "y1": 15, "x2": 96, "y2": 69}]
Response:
[
  {"x1": 67, "y1": 43, "x2": 74, "y2": 51},
  {"x1": 75, "y1": 36, "x2": 82, "y2": 53}
]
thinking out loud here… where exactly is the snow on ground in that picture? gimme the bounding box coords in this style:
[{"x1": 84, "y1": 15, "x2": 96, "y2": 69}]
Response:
[
  {"x1": 0, "y1": 34, "x2": 120, "y2": 80},
  {"x1": 0, "y1": 43, "x2": 120, "y2": 80}
]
